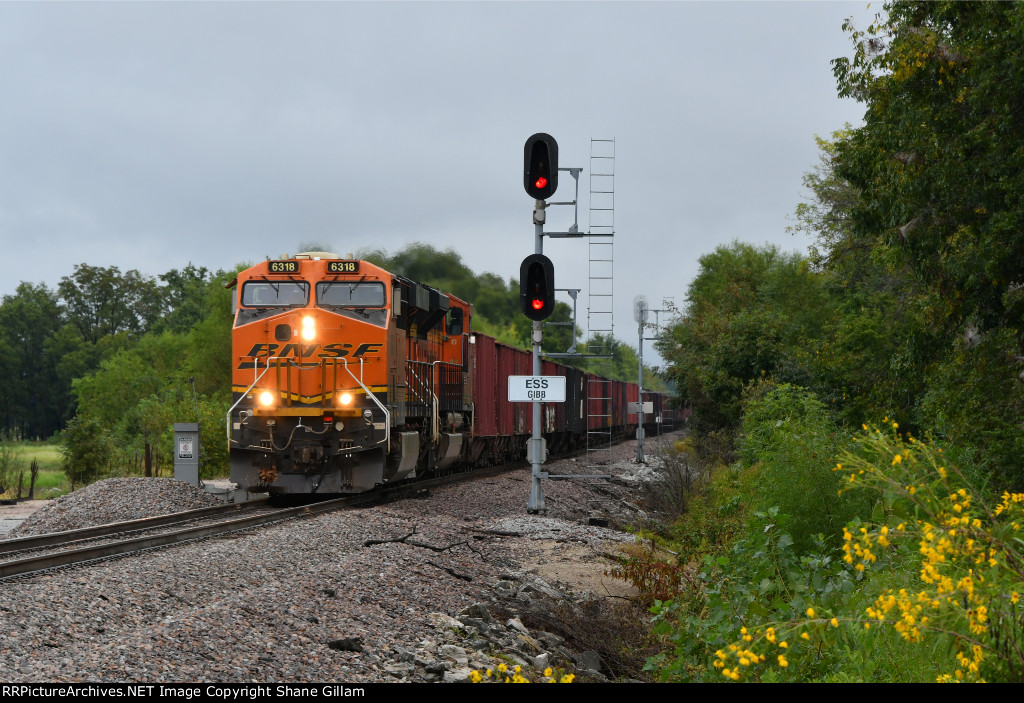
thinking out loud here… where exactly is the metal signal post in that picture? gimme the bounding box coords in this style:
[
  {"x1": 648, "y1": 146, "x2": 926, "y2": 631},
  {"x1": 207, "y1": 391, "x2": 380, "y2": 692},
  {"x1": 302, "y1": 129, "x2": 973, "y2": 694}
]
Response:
[
  {"x1": 634, "y1": 296, "x2": 648, "y2": 463},
  {"x1": 633, "y1": 296, "x2": 671, "y2": 461},
  {"x1": 523, "y1": 133, "x2": 559, "y2": 514},
  {"x1": 526, "y1": 197, "x2": 549, "y2": 513}
]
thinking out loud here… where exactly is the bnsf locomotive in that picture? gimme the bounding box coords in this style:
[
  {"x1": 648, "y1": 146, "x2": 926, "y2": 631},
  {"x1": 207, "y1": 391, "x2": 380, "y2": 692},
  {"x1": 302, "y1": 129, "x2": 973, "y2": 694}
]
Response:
[{"x1": 227, "y1": 252, "x2": 667, "y2": 495}]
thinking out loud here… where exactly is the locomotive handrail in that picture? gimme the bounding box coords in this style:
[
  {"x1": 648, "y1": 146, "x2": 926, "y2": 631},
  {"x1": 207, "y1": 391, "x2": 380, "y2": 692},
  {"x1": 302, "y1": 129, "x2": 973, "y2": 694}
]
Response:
[
  {"x1": 405, "y1": 360, "x2": 433, "y2": 415},
  {"x1": 341, "y1": 357, "x2": 391, "y2": 454},
  {"x1": 431, "y1": 360, "x2": 462, "y2": 443}
]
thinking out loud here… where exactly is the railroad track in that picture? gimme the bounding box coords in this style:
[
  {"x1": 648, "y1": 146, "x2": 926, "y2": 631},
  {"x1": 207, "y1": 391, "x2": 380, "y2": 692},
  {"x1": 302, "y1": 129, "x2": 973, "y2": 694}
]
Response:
[
  {"x1": 0, "y1": 496, "x2": 362, "y2": 581},
  {"x1": 0, "y1": 460, "x2": 528, "y2": 582}
]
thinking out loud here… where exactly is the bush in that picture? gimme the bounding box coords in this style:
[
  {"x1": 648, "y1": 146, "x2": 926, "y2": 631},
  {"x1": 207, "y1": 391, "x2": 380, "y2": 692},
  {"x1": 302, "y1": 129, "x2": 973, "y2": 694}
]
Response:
[
  {"x1": 919, "y1": 329, "x2": 1024, "y2": 491},
  {"x1": 61, "y1": 416, "x2": 109, "y2": 487},
  {"x1": 639, "y1": 445, "x2": 711, "y2": 528},
  {"x1": 653, "y1": 425, "x2": 1024, "y2": 683},
  {"x1": 834, "y1": 425, "x2": 1024, "y2": 682},
  {"x1": 739, "y1": 383, "x2": 871, "y2": 551}
]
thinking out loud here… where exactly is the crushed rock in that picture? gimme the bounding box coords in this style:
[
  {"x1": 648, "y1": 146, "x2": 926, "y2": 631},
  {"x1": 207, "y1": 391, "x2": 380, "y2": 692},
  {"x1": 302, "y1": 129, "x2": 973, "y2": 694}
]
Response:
[{"x1": 14, "y1": 477, "x2": 221, "y2": 536}]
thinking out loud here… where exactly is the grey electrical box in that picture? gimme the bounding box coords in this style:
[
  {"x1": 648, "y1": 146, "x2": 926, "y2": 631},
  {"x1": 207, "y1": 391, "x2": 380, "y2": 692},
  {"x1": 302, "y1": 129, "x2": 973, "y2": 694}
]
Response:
[{"x1": 173, "y1": 423, "x2": 200, "y2": 485}]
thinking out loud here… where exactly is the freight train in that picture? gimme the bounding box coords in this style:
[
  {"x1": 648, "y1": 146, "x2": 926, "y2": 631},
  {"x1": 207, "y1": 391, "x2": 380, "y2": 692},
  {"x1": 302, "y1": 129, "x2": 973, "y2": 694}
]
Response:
[{"x1": 226, "y1": 252, "x2": 669, "y2": 495}]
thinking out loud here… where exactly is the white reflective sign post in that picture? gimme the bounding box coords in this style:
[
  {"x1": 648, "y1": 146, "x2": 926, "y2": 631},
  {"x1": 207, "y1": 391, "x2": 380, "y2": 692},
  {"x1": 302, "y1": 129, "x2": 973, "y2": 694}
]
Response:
[{"x1": 508, "y1": 376, "x2": 566, "y2": 403}]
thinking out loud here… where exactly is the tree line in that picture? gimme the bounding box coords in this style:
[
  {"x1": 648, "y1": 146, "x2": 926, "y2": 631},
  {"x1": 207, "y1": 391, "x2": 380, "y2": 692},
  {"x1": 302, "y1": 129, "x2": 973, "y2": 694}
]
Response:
[
  {"x1": 658, "y1": 0, "x2": 1024, "y2": 488},
  {"x1": 640, "y1": 4, "x2": 1024, "y2": 683},
  {"x1": 0, "y1": 263, "x2": 236, "y2": 483}
]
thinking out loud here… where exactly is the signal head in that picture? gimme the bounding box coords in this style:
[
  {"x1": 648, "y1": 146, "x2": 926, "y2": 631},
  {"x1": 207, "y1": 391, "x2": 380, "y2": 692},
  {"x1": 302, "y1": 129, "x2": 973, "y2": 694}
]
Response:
[
  {"x1": 524, "y1": 133, "x2": 558, "y2": 200},
  {"x1": 520, "y1": 253, "x2": 555, "y2": 321}
]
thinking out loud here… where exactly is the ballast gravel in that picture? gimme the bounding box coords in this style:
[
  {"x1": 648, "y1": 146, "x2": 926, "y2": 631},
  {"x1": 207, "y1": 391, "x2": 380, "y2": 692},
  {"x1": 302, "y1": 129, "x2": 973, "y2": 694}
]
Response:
[
  {"x1": 13, "y1": 477, "x2": 222, "y2": 536},
  {"x1": 0, "y1": 432, "x2": 682, "y2": 683}
]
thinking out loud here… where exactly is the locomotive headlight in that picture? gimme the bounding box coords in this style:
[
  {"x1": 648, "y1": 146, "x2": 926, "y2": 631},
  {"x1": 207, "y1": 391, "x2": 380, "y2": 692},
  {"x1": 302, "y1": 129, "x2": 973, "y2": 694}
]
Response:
[
  {"x1": 338, "y1": 391, "x2": 353, "y2": 406},
  {"x1": 300, "y1": 316, "x2": 316, "y2": 341},
  {"x1": 258, "y1": 391, "x2": 275, "y2": 407}
]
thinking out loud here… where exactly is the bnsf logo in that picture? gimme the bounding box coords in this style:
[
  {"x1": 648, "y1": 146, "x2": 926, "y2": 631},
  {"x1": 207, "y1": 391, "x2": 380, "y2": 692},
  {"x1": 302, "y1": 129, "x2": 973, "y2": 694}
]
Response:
[{"x1": 240, "y1": 342, "x2": 383, "y2": 366}]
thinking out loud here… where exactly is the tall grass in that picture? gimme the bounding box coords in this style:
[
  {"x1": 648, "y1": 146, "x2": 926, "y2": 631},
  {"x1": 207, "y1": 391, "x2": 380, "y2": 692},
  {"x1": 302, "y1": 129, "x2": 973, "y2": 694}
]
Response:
[{"x1": 0, "y1": 440, "x2": 71, "y2": 499}]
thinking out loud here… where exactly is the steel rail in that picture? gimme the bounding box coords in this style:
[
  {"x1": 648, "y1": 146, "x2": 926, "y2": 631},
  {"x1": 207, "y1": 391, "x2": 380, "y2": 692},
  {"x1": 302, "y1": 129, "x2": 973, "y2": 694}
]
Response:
[
  {"x1": 0, "y1": 495, "x2": 369, "y2": 581},
  {"x1": 0, "y1": 497, "x2": 270, "y2": 556}
]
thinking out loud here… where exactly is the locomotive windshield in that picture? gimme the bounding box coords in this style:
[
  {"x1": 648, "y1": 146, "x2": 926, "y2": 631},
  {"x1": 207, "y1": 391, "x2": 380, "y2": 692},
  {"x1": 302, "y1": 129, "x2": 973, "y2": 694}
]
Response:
[
  {"x1": 317, "y1": 281, "x2": 387, "y2": 326},
  {"x1": 241, "y1": 281, "x2": 309, "y2": 307},
  {"x1": 317, "y1": 281, "x2": 385, "y2": 307}
]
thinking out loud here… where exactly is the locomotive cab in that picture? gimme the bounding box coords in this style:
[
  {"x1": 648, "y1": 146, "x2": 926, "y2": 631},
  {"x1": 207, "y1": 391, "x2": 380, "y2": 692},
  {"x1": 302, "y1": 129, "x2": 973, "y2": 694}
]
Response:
[{"x1": 227, "y1": 253, "x2": 472, "y2": 495}]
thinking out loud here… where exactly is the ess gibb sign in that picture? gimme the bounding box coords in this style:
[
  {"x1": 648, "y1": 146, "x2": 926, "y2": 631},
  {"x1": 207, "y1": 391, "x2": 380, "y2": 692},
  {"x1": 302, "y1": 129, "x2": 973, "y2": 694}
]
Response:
[{"x1": 507, "y1": 375, "x2": 566, "y2": 402}]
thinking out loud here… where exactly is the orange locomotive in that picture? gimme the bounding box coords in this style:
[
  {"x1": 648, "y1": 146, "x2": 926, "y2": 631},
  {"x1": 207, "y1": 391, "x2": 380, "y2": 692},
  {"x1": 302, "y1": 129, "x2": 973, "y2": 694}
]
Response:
[{"x1": 227, "y1": 252, "x2": 472, "y2": 494}]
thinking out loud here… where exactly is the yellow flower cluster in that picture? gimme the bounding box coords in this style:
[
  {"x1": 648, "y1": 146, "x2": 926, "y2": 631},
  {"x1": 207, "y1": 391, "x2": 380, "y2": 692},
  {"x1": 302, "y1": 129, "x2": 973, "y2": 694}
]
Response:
[
  {"x1": 994, "y1": 491, "x2": 1024, "y2": 517},
  {"x1": 468, "y1": 663, "x2": 574, "y2": 684},
  {"x1": 712, "y1": 628, "x2": 794, "y2": 681},
  {"x1": 710, "y1": 424, "x2": 1024, "y2": 682},
  {"x1": 866, "y1": 589, "x2": 933, "y2": 643},
  {"x1": 842, "y1": 524, "x2": 898, "y2": 572},
  {"x1": 832, "y1": 424, "x2": 1024, "y2": 682}
]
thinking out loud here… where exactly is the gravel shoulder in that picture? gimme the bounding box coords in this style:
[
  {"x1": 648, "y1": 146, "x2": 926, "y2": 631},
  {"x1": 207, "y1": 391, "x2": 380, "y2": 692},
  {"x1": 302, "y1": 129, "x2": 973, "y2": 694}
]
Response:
[{"x1": 0, "y1": 431, "x2": 681, "y2": 683}]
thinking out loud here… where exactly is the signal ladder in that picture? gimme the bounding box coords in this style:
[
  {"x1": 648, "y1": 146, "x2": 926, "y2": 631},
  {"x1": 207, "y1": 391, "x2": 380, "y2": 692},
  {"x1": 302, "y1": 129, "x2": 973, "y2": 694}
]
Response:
[{"x1": 585, "y1": 138, "x2": 615, "y2": 482}]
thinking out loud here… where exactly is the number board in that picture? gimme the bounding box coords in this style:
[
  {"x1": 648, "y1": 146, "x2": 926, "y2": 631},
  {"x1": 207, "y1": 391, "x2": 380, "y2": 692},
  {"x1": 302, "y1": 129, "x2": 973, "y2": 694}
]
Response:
[
  {"x1": 327, "y1": 261, "x2": 360, "y2": 274},
  {"x1": 268, "y1": 260, "x2": 299, "y2": 273}
]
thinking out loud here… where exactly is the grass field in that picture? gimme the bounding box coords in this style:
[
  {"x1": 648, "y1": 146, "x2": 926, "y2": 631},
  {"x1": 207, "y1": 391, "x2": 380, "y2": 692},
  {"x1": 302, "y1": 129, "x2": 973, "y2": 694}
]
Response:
[{"x1": 0, "y1": 441, "x2": 70, "y2": 500}]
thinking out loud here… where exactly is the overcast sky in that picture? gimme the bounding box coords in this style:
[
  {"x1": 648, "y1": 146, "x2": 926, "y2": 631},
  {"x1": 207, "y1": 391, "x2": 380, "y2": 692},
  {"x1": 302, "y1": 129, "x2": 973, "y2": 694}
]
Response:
[{"x1": 0, "y1": 1, "x2": 879, "y2": 366}]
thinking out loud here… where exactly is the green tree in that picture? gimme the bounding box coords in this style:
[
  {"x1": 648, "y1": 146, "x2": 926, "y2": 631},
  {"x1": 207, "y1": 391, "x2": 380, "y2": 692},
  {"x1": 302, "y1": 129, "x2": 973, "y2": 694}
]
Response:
[
  {"x1": 156, "y1": 263, "x2": 215, "y2": 334},
  {"x1": 0, "y1": 283, "x2": 66, "y2": 438},
  {"x1": 827, "y1": 1, "x2": 1024, "y2": 484},
  {"x1": 834, "y1": 1, "x2": 1024, "y2": 335},
  {"x1": 789, "y1": 131, "x2": 935, "y2": 429},
  {"x1": 57, "y1": 264, "x2": 161, "y2": 343},
  {"x1": 657, "y1": 242, "x2": 831, "y2": 435}
]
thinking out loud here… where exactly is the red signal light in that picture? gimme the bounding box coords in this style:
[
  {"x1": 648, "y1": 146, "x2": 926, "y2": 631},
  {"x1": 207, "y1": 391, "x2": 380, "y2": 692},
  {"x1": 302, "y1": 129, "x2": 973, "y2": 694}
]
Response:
[
  {"x1": 520, "y1": 253, "x2": 554, "y2": 321},
  {"x1": 524, "y1": 134, "x2": 558, "y2": 199}
]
